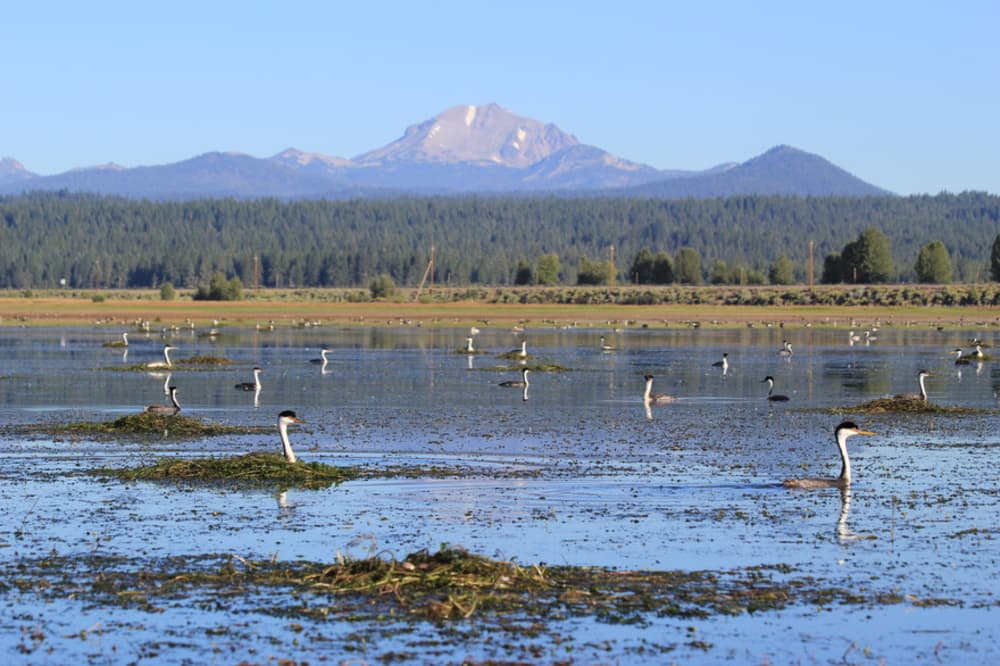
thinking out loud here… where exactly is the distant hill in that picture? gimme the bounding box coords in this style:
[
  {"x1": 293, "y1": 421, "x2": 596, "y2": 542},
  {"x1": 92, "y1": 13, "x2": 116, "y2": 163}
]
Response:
[
  {"x1": 620, "y1": 145, "x2": 892, "y2": 197},
  {"x1": 0, "y1": 158, "x2": 37, "y2": 185},
  {"x1": 1, "y1": 106, "x2": 890, "y2": 198}
]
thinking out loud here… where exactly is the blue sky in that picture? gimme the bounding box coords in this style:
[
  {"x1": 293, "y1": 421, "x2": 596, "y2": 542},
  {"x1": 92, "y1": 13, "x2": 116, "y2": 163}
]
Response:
[{"x1": 4, "y1": 1, "x2": 997, "y2": 195}]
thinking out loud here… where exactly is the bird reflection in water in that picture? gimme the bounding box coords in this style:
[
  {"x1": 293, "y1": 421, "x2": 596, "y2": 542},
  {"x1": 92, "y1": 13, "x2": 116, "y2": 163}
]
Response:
[{"x1": 837, "y1": 487, "x2": 855, "y2": 543}]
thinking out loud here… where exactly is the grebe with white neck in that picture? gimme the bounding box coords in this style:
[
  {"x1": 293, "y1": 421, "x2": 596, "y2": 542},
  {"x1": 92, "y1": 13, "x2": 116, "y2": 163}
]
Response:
[
  {"x1": 103, "y1": 332, "x2": 129, "y2": 348},
  {"x1": 894, "y1": 370, "x2": 932, "y2": 402},
  {"x1": 712, "y1": 353, "x2": 729, "y2": 372},
  {"x1": 499, "y1": 368, "x2": 529, "y2": 388},
  {"x1": 509, "y1": 340, "x2": 528, "y2": 357},
  {"x1": 762, "y1": 376, "x2": 789, "y2": 401},
  {"x1": 309, "y1": 347, "x2": 330, "y2": 365},
  {"x1": 783, "y1": 421, "x2": 875, "y2": 489},
  {"x1": 643, "y1": 374, "x2": 677, "y2": 404},
  {"x1": 145, "y1": 344, "x2": 175, "y2": 369},
  {"x1": 277, "y1": 410, "x2": 303, "y2": 463},
  {"x1": 146, "y1": 386, "x2": 181, "y2": 415},
  {"x1": 235, "y1": 367, "x2": 263, "y2": 391}
]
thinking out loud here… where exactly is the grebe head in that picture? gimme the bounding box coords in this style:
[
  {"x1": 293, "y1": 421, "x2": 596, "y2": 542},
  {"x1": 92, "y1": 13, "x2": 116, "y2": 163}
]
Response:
[
  {"x1": 835, "y1": 420, "x2": 875, "y2": 439},
  {"x1": 277, "y1": 409, "x2": 304, "y2": 463}
]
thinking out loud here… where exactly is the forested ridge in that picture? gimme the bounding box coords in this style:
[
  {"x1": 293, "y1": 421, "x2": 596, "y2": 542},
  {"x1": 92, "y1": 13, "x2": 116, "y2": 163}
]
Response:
[{"x1": 1, "y1": 191, "x2": 997, "y2": 289}]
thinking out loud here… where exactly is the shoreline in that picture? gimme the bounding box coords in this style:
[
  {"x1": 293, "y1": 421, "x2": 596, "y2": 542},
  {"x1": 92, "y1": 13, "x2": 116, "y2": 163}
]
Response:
[{"x1": 3, "y1": 293, "x2": 997, "y2": 330}]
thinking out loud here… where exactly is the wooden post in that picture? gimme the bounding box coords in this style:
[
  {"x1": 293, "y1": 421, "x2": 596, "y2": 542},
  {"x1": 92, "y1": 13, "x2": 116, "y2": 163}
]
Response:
[
  {"x1": 808, "y1": 240, "x2": 814, "y2": 290},
  {"x1": 609, "y1": 244, "x2": 615, "y2": 287}
]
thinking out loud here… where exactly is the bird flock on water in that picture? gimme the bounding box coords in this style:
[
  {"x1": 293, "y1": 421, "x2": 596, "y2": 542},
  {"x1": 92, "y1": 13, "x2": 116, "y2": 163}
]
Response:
[{"x1": 105, "y1": 322, "x2": 990, "y2": 491}]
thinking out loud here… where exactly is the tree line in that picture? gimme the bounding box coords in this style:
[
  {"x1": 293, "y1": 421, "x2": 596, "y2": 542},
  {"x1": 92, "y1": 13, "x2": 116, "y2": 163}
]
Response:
[{"x1": 0, "y1": 190, "x2": 998, "y2": 290}]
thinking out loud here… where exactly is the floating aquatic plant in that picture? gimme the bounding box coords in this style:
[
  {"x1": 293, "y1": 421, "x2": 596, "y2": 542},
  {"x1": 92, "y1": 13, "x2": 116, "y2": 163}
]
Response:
[
  {"x1": 176, "y1": 355, "x2": 233, "y2": 366},
  {"x1": 0, "y1": 546, "x2": 923, "y2": 625},
  {"x1": 489, "y1": 363, "x2": 569, "y2": 372},
  {"x1": 834, "y1": 398, "x2": 988, "y2": 415},
  {"x1": 39, "y1": 413, "x2": 267, "y2": 438},
  {"x1": 94, "y1": 452, "x2": 357, "y2": 490}
]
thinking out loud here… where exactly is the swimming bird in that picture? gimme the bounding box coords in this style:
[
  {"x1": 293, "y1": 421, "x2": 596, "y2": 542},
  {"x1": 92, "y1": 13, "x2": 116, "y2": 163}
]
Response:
[
  {"x1": 762, "y1": 376, "x2": 789, "y2": 401},
  {"x1": 643, "y1": 374, "x2": 677, "y2": 404},
  {"x1": 277, "y1": 410, "x2": 303, "y2": 463},
  {"x1": 953, "y1": 348, "x2": 971, "y2": 365},
  {"x1": 464, "y1": 337, "x2": 476, "y2": 352},
  {"x1": 145, "y1": 344, "x2": 175, "y2": 369},
  {"x1": 599, "y1": 336, "x2": 615, "y2": 351},
  {"x1": 783, "y1": 421, "x2": 875, "y2": 489},
  {"x1": 778, "y1": 341, "x2": 793, "y2": 357},
  {"x1": 103, "y1": 332, "x2": 129, "y2": 348},
  {"x1": 309, "y1": 347, "x2": 330, "y2": 364},
  {"x1": 498, "y1": 340, "x2": 530, "y2": 360},
  {"x1": 894, "y1": 369, "x2": 932, "y2": 402},
  {"x1": 712, "y1": 353, "x2": 729, "y2": 371},
  {"x1": 509, "y1": 340, "x2": 528, "y2": 358},
  {"x1": 499, "y1": 368, "x2": 530, "y2": 388},
  {"x1": 972, "y1": 343, "x2": 985, "y2": 359},
  {"x1": 146, "y1": 385, "x2": 180, "y2": 414},
  {"x1": 235, "y1": 366, "x2": 262, "y2": 391}
]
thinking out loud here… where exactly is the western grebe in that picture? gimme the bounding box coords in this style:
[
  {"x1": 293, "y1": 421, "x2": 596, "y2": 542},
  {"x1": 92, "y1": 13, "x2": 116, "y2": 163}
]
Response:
[
  {"x1": 103, "y1": 332, "x2": 129, "y2": 348},
  {"x1": 599, "y1": 336, "x2": 615, "y2": 351},
  {"x1": 972, "y1": 343, "x2": 985, "y2": 359},
  {"x1": 464, "y1": 337, "x2": 476, "y2": 352},
  {"x1": 783, "y1": 421, "x2": 875, "y2": 489},
  {"x1": 643, "y1": 374, "x2": 677, "y2": 404},
  {"x1": 498, "y1": 340, "x2": 530, "y2": 360},
  {"x1": 778, "y1": 341, "x2": 793, "y2": 357},
  {"x1": 470, "y1": 326, "x2": 480, "y2": 336},
  {"x1": 762, "y1": 376, "x2": 789, "y2": 401},
  {"x1": 235, "y1": 367, "x2": 262, "y2": 391},
  {"x1": 499, "y1": 368, "x2": 530, "y2": 388},
  {"x1": 309, "y1": 347, "x2": 330, "y2": 364},
  {"x1": 277, "y1": 410, "x2": 303, "y2": 463},
  {"x1": 145, "y1": 344, "x2": 175, "y2": 369},
  {"x1": 146, "y1": 385, "x2": 180, "y2": 414},
  {"x1": 953, "y1": 348, "x2": 971, "y2": 365},
  {"x1": 712, "y1": 353, "x2": 729, "y2": 370},
  {"x1": 894, "y1": 369, "x2": 932, "y2": 402}
]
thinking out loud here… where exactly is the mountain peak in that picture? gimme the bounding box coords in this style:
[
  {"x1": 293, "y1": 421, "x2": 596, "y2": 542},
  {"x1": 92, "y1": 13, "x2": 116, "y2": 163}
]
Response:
[
  {"x1": 354, "y1": 103, "x2": 580, "y2": 168},
  {"x1": 0, "y1": 157, "x2": 37, "y2": 185},
  {"x1": 272, "y1": 147, "x2": 351, "y2": 170}
]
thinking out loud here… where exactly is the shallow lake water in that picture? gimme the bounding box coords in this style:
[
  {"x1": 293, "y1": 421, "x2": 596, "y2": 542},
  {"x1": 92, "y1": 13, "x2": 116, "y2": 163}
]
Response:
[{"x1": 0, "y1": 323, "x2": 998, "y2": 664}]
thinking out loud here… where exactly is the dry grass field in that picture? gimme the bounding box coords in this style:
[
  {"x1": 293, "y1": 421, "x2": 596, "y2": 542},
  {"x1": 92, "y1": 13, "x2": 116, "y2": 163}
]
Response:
[{"x1": 2, "y1": 285, "x2": 998, "y2": 330}]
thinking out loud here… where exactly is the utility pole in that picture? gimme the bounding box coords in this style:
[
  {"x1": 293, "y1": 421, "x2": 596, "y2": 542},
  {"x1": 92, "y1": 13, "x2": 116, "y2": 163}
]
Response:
[
  {"x1": 609, "y1": 244, "x2": 615, "y2": 287},
  {"x1": 808, "y1": 240, "x2": 814, "y2": 290},
  {"x1": 253, "y1": 254, "x2": 260, "y2": 294},
  {"x1": 414, "y1": 245, "x2": 435, "y2": 301}
]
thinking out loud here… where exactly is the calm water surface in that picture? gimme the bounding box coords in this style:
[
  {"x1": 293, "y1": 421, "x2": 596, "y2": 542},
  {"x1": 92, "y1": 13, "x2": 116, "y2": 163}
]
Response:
[{"x1": 0, "y1": 324, "x2": 998, "y2": 664}]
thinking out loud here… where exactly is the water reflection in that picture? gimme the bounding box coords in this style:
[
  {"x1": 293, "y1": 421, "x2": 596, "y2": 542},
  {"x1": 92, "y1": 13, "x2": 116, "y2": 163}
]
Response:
[{"x1": 836, "y1": 487, "x2": 856, "y2": 543}]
